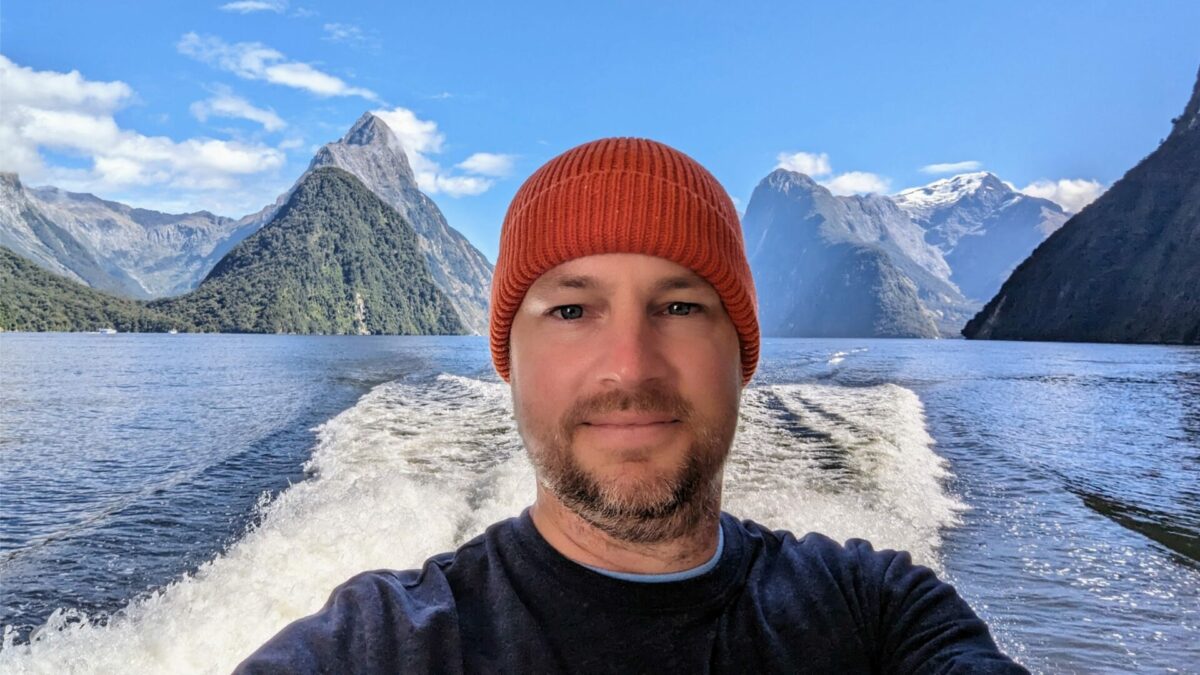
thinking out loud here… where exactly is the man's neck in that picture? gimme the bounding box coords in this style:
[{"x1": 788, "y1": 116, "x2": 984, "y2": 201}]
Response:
[{"x1": 529, "y1": 487, "x2": 722, "y2": 575}]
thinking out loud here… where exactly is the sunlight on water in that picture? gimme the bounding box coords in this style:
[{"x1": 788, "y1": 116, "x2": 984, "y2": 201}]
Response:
[{"x1": 0, "y1": 374, "x2": 960, "y2": 674}]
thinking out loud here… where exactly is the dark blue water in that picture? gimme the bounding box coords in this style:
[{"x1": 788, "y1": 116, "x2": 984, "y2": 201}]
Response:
[
  {"x1": 0, "y1": 334, "x2": 1196, "y2": 673},
  {"x1": 0, "y1": 334, "x2": 492, "y2": 645}
]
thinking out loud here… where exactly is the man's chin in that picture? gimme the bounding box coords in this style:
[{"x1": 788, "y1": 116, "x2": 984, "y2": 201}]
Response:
[{"x1": 589, "y1": 472, "x2": 686, "y2": 518}]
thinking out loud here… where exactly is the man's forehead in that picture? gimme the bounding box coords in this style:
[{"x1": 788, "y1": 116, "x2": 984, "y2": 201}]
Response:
[{"x1": 532, "y1": 255, "x2": 713, "y2": 294}]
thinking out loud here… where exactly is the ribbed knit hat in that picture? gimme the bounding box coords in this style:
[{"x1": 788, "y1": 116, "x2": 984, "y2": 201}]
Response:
[{"x1": 490, "y1": 137, "x2": 759, "y2": 385}]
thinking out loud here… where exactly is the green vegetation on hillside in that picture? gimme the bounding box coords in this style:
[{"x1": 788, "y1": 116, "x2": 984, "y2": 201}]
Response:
[
  {"x1": 151, "y1": 167, "x2": 463, "y2": 335},
  {"x1": 0, "y1": 246, "x2": 180, "y2": 332}
]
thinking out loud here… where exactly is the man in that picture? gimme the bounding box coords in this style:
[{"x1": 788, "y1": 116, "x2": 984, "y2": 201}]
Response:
[{"x1": 236, "y1": 138, "x2": 1026, "y2": 673}]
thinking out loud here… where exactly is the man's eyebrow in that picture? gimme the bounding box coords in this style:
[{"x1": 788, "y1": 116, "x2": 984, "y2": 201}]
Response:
[
  {"x1": 653, "y1": 275, "x2": 706, "y2": 293},
  {"x1": 534, "y1": 272, "x2": 707, "y2": 292},
  {"x1": 541, "y1": 273, "x2": 603, "y2": 290}
]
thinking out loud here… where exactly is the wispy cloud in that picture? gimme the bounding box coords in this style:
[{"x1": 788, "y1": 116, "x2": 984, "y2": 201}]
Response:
[
  {"x1": 1019, "y1": 178, "x2": 1106, "y2": 213},
  {"x1": 0, "y1": 55, "x2": 285, "y2": 213},
  {"x1": 775, "y1": 150, "x2": 889, "y2": 195},
  {"x1": 190, "y1": 86, "x2": 286, "y2": 132},
  {"x1": 177, "y1": 32, "x2": 378, "y2": 100},
  {"x1": 370, "y1": 107, "x2": 505, "y2": 197},
  {"x1": 219, "y1": 0, "x2": 286, "y2": 14},
  {"x1": 822, "y1": 171, "x2": 891, "y2": 195},
  {"x1": 322, "y1": 23, "x2": 380, "y2": 51},
  {"x1": 457, "y1": 152, "x2": 515, "y2": 177},
  {"x1": 776, "y1": 151, "x2": 830, "y2": 177},
  {"x1": 920, "y1": 160, "x2": 983, "y2": 174}
]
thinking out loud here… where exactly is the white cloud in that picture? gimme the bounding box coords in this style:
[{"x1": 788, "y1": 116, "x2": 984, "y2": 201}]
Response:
[
  {"x1": 370, "y1": 107, "x2": 501, "y2": 197},
  {"x1": 920, "y1": 160, "x2": 983, "y2": 174},
  {"x1": 427, "y1": 175, "x2": 492, "y2": 197},
  {"x1": 371, "y1": 108, "x2": 443, "y2": 155},
  {"x1": 1019, "y1": 178, "x2": 1106, "y2": 214},
  {"x1": 277, "y1": 137, "x2": 305, "y2": 150},
  {"x1": 457, "y1": 152, "x2": 515, "y2": 177},
  {"x1": 322, "y1": 22, "x2": 380, "y2": 50},
  {"x1": 190, "y1": 87, "x2": 286, "y2": 132},
  {"x1": 219, "y1": 0, "x2": 286, "y2": 13},
  {"x1": 776, "y1": 151, "x2": 831, "y2": 177},
  {"x1": 177, "y1": 32, "x2": 377, "y2": 100},
  {"x1": 822, "y1": 171, "x2": 891, "y2": 196},
  {"x1": 775, "y1": 150, "x2": 888, "y2": 195},
  {"x1": 0, "y1": 54, "x2": 285, "y2": 211}
]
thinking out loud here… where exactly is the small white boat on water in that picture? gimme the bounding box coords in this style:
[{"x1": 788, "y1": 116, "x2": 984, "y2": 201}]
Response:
[{"x1": 96, "y1": 327, "x2": 117, "y2": 334}]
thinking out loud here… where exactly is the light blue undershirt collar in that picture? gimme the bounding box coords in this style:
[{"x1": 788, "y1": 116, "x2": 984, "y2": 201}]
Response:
[{"x1": 581, "y1": 523, "x2": 725, "y2": 583}]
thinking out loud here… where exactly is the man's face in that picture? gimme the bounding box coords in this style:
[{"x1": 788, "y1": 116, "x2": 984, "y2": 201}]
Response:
[{"x1": 509, "y1": 253, "x2": 743, "y2": 543}]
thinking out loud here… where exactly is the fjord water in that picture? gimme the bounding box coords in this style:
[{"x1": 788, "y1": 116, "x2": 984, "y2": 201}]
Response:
[{"x1": 0, "y1": 335, "x2": 1196, "y2": 673}]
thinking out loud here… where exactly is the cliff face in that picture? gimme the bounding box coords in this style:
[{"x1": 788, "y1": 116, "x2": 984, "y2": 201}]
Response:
[{"x1": 963, "y1": 68, "x2": 1200, "y2": 344}]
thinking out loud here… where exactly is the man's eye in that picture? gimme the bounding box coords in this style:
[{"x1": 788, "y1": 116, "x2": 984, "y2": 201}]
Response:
[
  {"x1": 666, "y1": 302, "x2": 699, "y2": 316},
  {"x1": 553, "y1": 305, "x2": 584, "y2": 320}
]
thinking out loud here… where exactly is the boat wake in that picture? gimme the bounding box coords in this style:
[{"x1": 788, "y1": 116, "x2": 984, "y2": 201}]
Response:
[{"x1": 1, "y1": 375, "x2": 962, "y2": 674}]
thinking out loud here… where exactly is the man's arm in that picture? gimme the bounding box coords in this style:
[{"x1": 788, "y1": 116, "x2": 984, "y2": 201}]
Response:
[
  {"x1": 233, "y1": 569, "x2": 461, "y2": 675},
  {"x1": 845, "y1": 539, "x2": 1029, "y2": 675}
]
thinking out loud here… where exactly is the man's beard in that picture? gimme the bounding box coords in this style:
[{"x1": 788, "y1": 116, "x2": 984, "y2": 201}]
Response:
[{"x1": 521, "y1": 383, "x2": 736, "y2": 544}]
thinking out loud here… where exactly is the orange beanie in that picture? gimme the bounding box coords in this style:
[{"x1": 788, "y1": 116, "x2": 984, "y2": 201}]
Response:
[{"x1": 490, "y1": 137, "x2": 759, "y2": 385}]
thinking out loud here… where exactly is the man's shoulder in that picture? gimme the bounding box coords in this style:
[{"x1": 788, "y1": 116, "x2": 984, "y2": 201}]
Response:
[
  {"x1": 330, "y1": 519, "x2": 505, "y2": 607},
  {"x1": 730, "y1": 514, "x2": 909, "y2": 580},
  {"x1": 234, "y1": 519, "x2": 511, "y2": 673}
]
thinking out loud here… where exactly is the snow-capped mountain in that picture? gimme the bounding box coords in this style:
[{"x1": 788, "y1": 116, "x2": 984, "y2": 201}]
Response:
[
  {"x1": 894, "y1": 172, "x2": 1068, "y2": 302},
  {"x1": 742, "y1": 169, "x2": 974, "y2": 338}
]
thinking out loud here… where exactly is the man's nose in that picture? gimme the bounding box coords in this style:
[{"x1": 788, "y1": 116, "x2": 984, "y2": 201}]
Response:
[{"x1": 596, "y1": 310, "x2": 669, "y2": 387}]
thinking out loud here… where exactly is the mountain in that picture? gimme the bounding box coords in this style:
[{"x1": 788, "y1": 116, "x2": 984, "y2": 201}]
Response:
[
  {"x1": 0, "y1": 113, "x2": 493, "y2": 336},
  {"x1": 0, "y1": 173, "x2": 248, "y2": 298},
  {"x1": 894, "y1": 172, "x2": 1068, "y2": 302},
  {"x1": 150, "y1": 167, "x2": 464, "y2": 336},
  {"x1": 0, "y1": 173, "x2": 146, "y2": 298},
  {"x1": 742, "y1": 169, "x2": 974, "y2": 338},
  {"x1": 305, "y1": 113, "x2": 494, "y2": 334},
  {"x1": 963, "y1": 68, "x2": 1200, "y2": 344},
  {"x1": 0, "y1": 245, "x2": 178, "y2": 332}
]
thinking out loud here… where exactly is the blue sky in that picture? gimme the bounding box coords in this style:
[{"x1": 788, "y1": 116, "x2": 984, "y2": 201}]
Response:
[{"x1": 2, "y1": 1, "x2": 1197, "y2": 262}]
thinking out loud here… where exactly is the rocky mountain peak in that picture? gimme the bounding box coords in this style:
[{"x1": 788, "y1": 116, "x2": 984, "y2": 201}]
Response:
[
  {"x1": 340, "y1": 112, "x2": 400, "y2": 149},
  {"x1": 765, "y1": 168, "x2": 823, "y2": 192},
  {"x1": 311, "y1": 112, "x2": 416, "y2": 186},
  {"x1": 300, "y1": 113, "x2": 493, "y2": 334}
]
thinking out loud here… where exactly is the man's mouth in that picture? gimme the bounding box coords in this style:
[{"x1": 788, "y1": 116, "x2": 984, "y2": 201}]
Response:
[{"x1": 582, "y1": 413, "x2": 680, "y2": 427}]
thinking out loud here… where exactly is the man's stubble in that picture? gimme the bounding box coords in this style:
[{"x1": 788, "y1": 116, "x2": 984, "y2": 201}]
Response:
[{"x1": 518, "y1": 383, "x2": 738, "y2": 544}]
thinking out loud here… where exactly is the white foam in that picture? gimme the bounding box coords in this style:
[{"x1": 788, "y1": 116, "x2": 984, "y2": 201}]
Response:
[
  {"x1": 1, "y1": 377, "x2": 961, "y2": 673},
  {"x1": 725, "y1": 384, "x2": 964, "y2": 567}
]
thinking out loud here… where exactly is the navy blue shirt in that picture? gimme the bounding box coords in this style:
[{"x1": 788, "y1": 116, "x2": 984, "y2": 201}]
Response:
[{"x1": 236, "y1": 510, "x2": 1026, "y2": 674}]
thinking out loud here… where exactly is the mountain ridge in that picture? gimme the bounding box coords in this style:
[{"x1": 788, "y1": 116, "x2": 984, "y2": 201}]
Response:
[{"x1": 963, "y1": 66, "x2": 1200, "y2": 344}]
